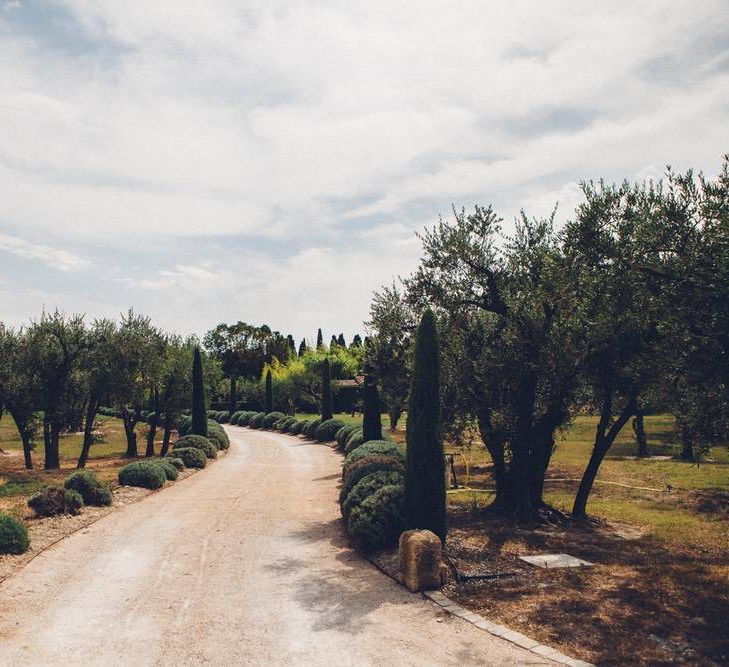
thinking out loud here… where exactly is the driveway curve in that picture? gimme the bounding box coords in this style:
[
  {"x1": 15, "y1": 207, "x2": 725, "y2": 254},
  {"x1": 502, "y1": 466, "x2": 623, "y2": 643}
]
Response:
[{"x1": 0, "y1": 427, "x2": 544, "y2": 666}]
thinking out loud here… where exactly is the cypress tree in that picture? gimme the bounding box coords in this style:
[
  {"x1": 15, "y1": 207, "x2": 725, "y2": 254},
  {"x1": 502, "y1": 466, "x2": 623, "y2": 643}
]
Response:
[
  {"x1": 350, "y1": 334, "x2": 362, "y2": 348},
  {"x1": 321, "y1": 357, "x2": 333, "y2": 421},
  {"x1": 362, "y1": 375, "x2": 382, "y2": 442},
  {"x1": 337, "y1": 333, "x2": 346, "y2": 347},
  {"x1": 330, "y1": 334, "x2": 338, "y2": 349},
  {"x1": 317, "y1": 328, "x2": 324, "y2": 350},
  {"x1": 405, "y1": 309, "x2": 446, "y2": 542},
  {"x1": 298, "y1": 339, "x2": 307, "y2": 357},
  {"x1": 191, "y1": 346, "x2": 208, "y2": 437},
  {"x1": 286, "y1": 334, "x2": 296, "y2": 356},
  {"x1": 265, "y1": 369, "x2": 274, "y2": 413}
]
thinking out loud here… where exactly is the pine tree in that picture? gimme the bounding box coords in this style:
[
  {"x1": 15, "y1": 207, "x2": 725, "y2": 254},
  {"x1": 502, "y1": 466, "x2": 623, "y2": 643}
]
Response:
[
  {"x1": 337, "y1": 333, "x2": 346, "y2": 347},
  {"x1": 317, "y1": 328, "x2": 324, "y2": 350},
  {"x1": 298, "y1": 339, "x2": 307, "y2": 357},
  {"x1": 191, "y1": 346, "x2": 208, "y2": 437},
  {"x1": 362, "y1": 374, "x2": 382, "y2": 442},
  {"x1": 321, "y1": 357, "x2": 333, "y2": 421},
  {"x1": 405, "y1": 309, "x2": 446, "y2": 542},
  {"x1": 265, "y1": 369, "x2": 273, "y2": 413}
]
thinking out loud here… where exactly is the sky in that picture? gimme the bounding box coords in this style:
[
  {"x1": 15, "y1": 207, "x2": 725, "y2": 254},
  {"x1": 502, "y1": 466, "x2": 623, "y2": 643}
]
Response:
[{"x1": 1, "y1": 1, "x2": 728, "y2": 343}]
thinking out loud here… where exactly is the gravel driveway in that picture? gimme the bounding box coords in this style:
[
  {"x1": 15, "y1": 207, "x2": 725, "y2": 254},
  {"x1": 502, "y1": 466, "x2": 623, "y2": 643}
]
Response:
[{"x1": 0, "y1": 427, "x2": 545, "y2": 665}]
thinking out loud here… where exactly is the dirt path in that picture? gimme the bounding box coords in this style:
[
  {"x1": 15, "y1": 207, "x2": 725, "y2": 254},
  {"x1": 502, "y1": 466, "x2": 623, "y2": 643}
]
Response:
[{"x1": 0, "y1": 427, "x2": 545, "y2": 666}]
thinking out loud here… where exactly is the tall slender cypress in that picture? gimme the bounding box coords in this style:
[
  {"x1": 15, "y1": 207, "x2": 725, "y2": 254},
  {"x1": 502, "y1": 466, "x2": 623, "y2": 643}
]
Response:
[
  {"x1": 317, "y1": 328, "x2": 324, "y2": 350},
  {"x1": 191, "y1": 346, "x2": 208, "y2": 437},
  {"x1": 337, "y1": 333, "x2": 346, "y2": 347},
  {"x1": 286, "y1": 334, "x2": 296, "y2": 356},
  {"x1": 298, "y1": 339, "x2": 307, "y2": 357},
  {"x1": 362, "y1": 375, "x2": 382, "y2": 442},
  {"x1": 265, "y1": 369, "x2": 274, "y2": 413},
  {"x1": 321, "y1": 357, "x2": 333, "y2": 421},
  {"x1": 330, "y1": 334, "x2": 338, "y2": 349},
  {"x1": 405, "y1": 309, "x2": 446, "y2": 542}
]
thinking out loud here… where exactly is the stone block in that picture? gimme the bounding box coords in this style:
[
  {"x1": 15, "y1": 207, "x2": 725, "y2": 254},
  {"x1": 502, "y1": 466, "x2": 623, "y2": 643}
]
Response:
[{"x1": 398, "y1": 529, "x2": 443, "y2": 592}]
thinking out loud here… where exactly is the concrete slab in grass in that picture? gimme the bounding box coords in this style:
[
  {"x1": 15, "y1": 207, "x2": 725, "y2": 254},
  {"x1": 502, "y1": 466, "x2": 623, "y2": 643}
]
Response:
[{"x1": 519, "y1": 553, "x2": 594, "y2": 569}]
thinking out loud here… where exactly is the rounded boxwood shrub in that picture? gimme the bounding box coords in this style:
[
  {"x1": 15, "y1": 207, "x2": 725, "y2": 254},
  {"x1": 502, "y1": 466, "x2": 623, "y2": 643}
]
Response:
[
  {"x1": 153, "y1": 459, "x2": 179, "y2": 481},
  {"x1": 344, "y1": 431, "x2": 365, "y2": 454},
  {"x1": 340, "y1": 470, "x2": 404, "y2": 521},
  {"x1": 217, "y1": 411, "x2": 230, "y2": 424},
  {"x1": 0, "y1": 513, "x2": 29, "y2": 554},
  {"x1": 344, "y1": 440, "x2": 404, "y2": 471},
  {"x1": 118, "y1": 461, "x2": 167, "y2": 489},
  {"x1": 347, "y1": 484, "x2": 405, "y2": 552},
  {"x1": 315, "y1": 418, "x2": 346, "y2": 442},
  {"x1": 207, "y1": 420, "x2": 230, "y2": 450},
  {"x1": 230, "y1": 411, "x2": 244, "y2": 425},
  {"x1": 303, "y1": 418, "x2": 322, "y2": 439},
  {"x1": 336, "y1": 424, "x2": 358, "y2": 449},
  {"x1": 170, "y1": 447, "x2": 206, "y2": 469},
  {"x1": 64, "y1": 470, "x2": 113, "y2": 507},
  {"x1": 249, "y1": 412, "x2": 265, "y2": 429},
  {"x1": 340, "y1": 456, "x2": 407, "y2": 503},
  {"x1": 290, "y1": 420, "x2": 308, "y2": 435},
  {"x1": 165, "y1": 456, "x2": 185, "y2": 471},
  {"x1": 28, "y1": 486, "x2": 84, "y2": 517},
  {"x1": 175, "y1": 435, "x2": 217, "y2": 459},
  {"x1": 145, "y1": 411, "x2": 157, "y2": 425},
  {"x1": 177, "y1": 415, "x2": 193, "y2": 436},
  {"x1": 238, "y1": 411, "x2": 256, "y2": 426},
  {"x1": 262, "y1": 411, "x2": 285, "y2": 429}
]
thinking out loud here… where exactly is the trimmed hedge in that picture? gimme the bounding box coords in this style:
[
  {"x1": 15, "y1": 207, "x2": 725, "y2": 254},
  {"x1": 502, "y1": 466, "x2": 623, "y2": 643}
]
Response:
[
  {"x1": 344, "y1": 431, "x2": 365, "y2": 454},
  {"x1": 315, "y1": 418, "x2": 346, "y2": 442},
  {"x1": 216, "y1": 411, "x2": 231, "y2": 424},
  {"x1": 303, "y1": 418, "x2": 322, "y2": 439},
  {"x1": 230, "y1": 410, "x2": 245, "y2": 425},
  {"x1": 336, "y1": 424, "x2": 359, "y2": 450},
  {"x1": 340, "y1": 470, "x2": 404, "y2": 521},
  {"x1": 166, "y1": 457, "x2": 185, "y2": 471},
  {"x1": 207, "y1": 420, "x2": 230, "y2": 450},
  {"x1": 170, "y1": 447, "x2": 206, "y2": 469},
  {"x1": 153, "y1": 459, "x2": 179, "y2": 481},
  {"x1": 239, "y1": 411, "x2": 258, "y2": 426},
  {"x1": 64, "y1": 470, "x2": 113, "y2": 507},
  {"x1": 290, "y1": 420, "x2": 309, "y2": 435},
  {"x1": 0, "y1": 513, "x2": 29, "y2": 554},
  {"x1": 343, "y1": 440, "x2": 404, "y2": 478},
  {"x1": 118, "y1": 461, "x2": 167, "y2": 489},
  {"x1": 339, "y1": 456, "x2": 407, "y2": 503},
  {"x1": 175, "y1": 435, "x2": 217, "y2": 459},
  {"x1": 177, "y1": 415, "x2": 193, "y2": 436},
  {"x1": 28, "y1": 486, "x2": 84, "y2": 517},
  {"x1": 249, "y1": 413, "x2": 266, "y2": 429},
  {"x1": 347, "y1": 484, "x2": 405, "y2": 552},
  {"x1": 262, "y1": 412, "x2": 285, "y2": 429},
  {"x1": 275, "y1": 416, "x2": 296, "y2": 432}
]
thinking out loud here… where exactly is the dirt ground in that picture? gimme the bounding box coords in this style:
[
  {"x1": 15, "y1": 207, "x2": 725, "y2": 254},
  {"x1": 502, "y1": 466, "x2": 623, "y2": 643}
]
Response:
[{"x1": 0, "y1": 427, "x2": 545, "y2": 666}]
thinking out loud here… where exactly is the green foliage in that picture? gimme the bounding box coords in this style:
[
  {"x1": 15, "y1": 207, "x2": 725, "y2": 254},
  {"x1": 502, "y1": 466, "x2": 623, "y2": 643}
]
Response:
[
  {"x1": 303, "y1": 417, "x2": 322, "y2": 439},
  {"x1": 344, "y1": 431, "x2": 364, "y2": 454},
  {"x1": 238, "y1": 411, "x2": 257, "y2": 426},
  {"x1": 165, "y1": 457, "x2": 185, "y2": 471},
  {"x1": 28, "y1": 486, "x2": 84, "y2": 517},
  {"x1": 265, "y1": 369, "x2": 274, "y2": 413},
  {"x1": 217, "y1": 411, "x2": 231, "y2": 424},
  {"x1": 170, "y1": 447, "x2": 206, "y2": 469},
  {"x1": 405, "y1": 309, "x2": 446, "y2": 541},
  {"x1": 347, "y1": 484, "x2": 405, "y2": 552},
  {"x1": 230, "y1": 410, "x2": 244, "y2": 425},
  {"x1": 262, "y1": 411, "x2": 286, "y2": 429},
  {"x1": 0, "y1": 513, "x2": 29, "y2": 554},
  {"x1": 191, "y1": 347, "x2": 208, "y2": 437},
  {"x1": 362, "y1": 376, "x2": 383, "y2": 441},
  {"x1": 290, "y1": 420, "x2": 309, "y2": 435},
  {"x1": 64, "y1": 470, "x2": 113, "y2": 507},
  {"x1": 177, "y1": 415, "x2": 192, "y2": 435},
  {"x1": 344, "y1": 440, "x2": 404, "y2": 474},
  {"x1": 321, "y1": 358, "x2": 333, "y2": 421},
  {"x1": 118, "y1": 461, "x2": 167, "y2": 489},
  {"x1": 175, "y1": 435, "x2": 217, "y2": 459},
  {"x1": 206, "y1": 420, "x2": 230, "y2": 450},
  {"x1": 340, "y1": 470, "x2": 404, "y2": 521},
  {"x1": 340, "y1": 456, "x2": 407, "y2": 503},
  {"x1": 152, "y1": 459, "x2": 179, "y2": 481},
  {"x1": 315, "y1": 418, "x2": 346, "y2": 442},
  {"x1": 276, "y1": 416, "x2": 297, "y2": 432},
  {"x1": 249, "y1": 412, "x2": 265, "y2": 428}
]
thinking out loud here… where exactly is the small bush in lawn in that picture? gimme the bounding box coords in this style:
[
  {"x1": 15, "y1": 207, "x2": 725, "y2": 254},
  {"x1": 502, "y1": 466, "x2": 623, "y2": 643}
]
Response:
[
  {"x1": 166, "y1": 457, "x2": 185, "y2": 471},
  {"x1": 303, "y1": 418, "x2": 322, "y2": 439},
  {"x1": 170, "y1": 447, "x2": 206, "y2": 469},
  {"x1": 347, "y1": 484, "x2": 405, "y2": 552},
  {"x1": 64, "y1": 470, "x2": 113, "y2": 507},
  {"x1": 262, "y1": 411, "x2": 285, "y2": 429},
  {"x1": 207, "y1": 420, "x2": 230, "y2": 450},
  {"x1": 344, "y1": 431, "x2": 364, "y2": 454},
  {"x1": 28, "y1": 486, "x2": 84, "y2": 517},
  {"x1": 344, "y1": 440, "x2": 404, "y2": 471},
  {"x1": 175, "y1": 435, "x2": 217, "y2": 459},
  {"x1": 340, "y1": 456, "x2": 407, "y2": 502},
  {"x1": 0, "y1": 513, "x2": 29, "y2": 554},
  {"x1": 249, "y1": 412, "x2": 265, "y2": 428},
  {"x1": 153, "y1": 459, "x2": 179, "y2": 481},
  {"x1": 118, "y1": 461, "x2": 167, "y2": 489},
  {"x1": 230, "y1": 411, "x2": 244, "y2": 425},
  {"x1": 217, "y1": 411, "x2": 230, "y2": 424},
  {"x1": 290, "y1": 420, "x2": 308, "y2": 435},
  {"x1": 315, "y1": 419, "x2": 346, "y2": 442},
  {"x1": 340, "y1": 470, "x2": 404, "y2": 521}
]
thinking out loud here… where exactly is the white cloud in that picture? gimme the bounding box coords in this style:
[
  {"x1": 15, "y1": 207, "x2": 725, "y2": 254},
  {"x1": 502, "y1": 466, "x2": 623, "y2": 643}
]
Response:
[{"x1": 0, "y1": 232, "x2": 90, "y2": 271}]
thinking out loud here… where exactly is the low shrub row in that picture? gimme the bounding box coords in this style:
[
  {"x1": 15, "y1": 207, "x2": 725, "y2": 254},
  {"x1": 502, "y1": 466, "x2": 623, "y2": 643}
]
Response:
[{"x1": 26, "y1": 469, "x2": 113, "y2": 520}]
